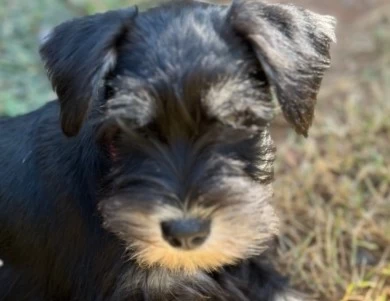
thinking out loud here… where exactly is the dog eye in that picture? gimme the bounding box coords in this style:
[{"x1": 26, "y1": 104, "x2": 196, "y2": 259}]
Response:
[{"x1": 135, "y1": 123, "x2": 168, "y2": 143}]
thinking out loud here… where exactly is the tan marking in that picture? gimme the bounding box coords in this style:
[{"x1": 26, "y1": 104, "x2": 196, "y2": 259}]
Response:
[
  {"x1": 204, "y1": 77, "x2": 274, "y2": 124},
  {"x1": 274, "y1": 293, "x2": 307, "y2": 301},
  {"x1": 108, "y1": 181, "x2": 279, "y2": 274}
]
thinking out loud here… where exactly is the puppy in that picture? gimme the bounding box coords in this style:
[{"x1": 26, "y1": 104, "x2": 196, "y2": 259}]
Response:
[{"x1": 0, "y1": 1, "x2": 336, "y2": 300}]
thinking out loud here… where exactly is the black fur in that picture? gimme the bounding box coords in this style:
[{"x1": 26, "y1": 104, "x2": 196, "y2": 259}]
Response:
[{"x1": 0, "y1": 1, "x2": 335, "y2": 300}]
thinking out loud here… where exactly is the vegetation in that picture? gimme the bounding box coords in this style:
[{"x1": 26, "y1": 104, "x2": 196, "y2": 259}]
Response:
[{"x1": 1, "y1": 0, "x2": 389, "y2": 300}]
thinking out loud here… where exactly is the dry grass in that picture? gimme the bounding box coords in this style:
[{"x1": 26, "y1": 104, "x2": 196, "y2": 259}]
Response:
[
  {"x1": 273, "y1": 9, "x2": 390, "y2": 301},
  {"x1": 1, "y1": 1, "x2": 389, "y2": 300}
]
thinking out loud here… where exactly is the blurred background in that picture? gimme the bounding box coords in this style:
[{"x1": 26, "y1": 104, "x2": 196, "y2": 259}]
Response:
[{"x1": 0, "y1": 0, "x2": 389, "y2": 300}]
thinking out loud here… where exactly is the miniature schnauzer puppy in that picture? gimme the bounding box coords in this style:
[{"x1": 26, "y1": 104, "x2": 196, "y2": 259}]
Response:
[{"x1": 0, "y1": 0, "x2": 336, "y2": 300}]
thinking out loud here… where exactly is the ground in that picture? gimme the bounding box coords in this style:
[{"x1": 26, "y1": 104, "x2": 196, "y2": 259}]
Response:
[{"x1": 0, "y1": 0, "x2": 389, "y2": 300}]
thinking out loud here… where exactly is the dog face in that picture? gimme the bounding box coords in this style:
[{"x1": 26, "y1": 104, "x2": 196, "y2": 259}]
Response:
[{"x1": 39, "y1": 0, "x2": 335, "y2": 274}]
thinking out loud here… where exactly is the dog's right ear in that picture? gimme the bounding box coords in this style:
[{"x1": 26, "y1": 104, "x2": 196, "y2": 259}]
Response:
[
  {"x1": 39, "y1": 7, "x2": 138, "y2": 137},
  {"x1": 229, "y1": 0, "x2": 336, "y2": 137}
]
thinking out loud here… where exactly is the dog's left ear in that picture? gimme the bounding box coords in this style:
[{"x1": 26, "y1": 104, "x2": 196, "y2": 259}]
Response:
[
  {"x1": 39, "y1": 7, "x2": 138, "y2": 137},
  {"x1": 229, "y1": 0, "x2": 336, "y2": 137}
]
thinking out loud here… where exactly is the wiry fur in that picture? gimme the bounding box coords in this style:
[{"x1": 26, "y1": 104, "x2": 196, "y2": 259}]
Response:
[
  {"x1": 101, "y1": 182, "x2": 278, "y2": 274},
  {"x1": 0, "y1": 1, "x2": 335, "y2": 300},
  {"x1": 230, "y1": 0, "x2": 336, "y2": 136}
]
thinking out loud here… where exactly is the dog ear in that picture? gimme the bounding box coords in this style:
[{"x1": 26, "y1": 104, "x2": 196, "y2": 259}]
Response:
[
  {"x1": 39, "y1": 7, "x2": 138, "y2": 137},
  {"x1": 229, "y1": 0, "x2": 336, "y2": 137}
]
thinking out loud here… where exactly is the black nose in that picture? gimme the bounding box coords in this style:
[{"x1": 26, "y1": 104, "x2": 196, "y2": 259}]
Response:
[{"x1": 161, "y1": 219, "x2": 211, "y2": 250}]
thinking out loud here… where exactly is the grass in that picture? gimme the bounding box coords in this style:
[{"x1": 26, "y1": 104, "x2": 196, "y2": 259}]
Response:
[
  {"x1": 0, "y1": 1, "x2": 389, "y2": 300},
  {"x1": 0, "y1": 0, "x2": 161, "y2": 116},
  {"x1": 273, "y1": 10, "x2": 390, "y2": 300}
]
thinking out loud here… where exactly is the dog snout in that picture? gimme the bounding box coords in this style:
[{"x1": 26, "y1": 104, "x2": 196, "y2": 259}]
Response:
[{"x1": 161, "y1": 219, "x2": 211, "y2": 250}]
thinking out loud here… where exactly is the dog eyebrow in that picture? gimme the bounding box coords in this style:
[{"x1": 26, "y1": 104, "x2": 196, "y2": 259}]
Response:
[{"x1": 203, "y1": 76, "x2": 275, "y2": 126}]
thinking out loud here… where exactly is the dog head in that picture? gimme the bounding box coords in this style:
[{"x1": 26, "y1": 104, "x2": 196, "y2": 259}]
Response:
[{"x1": 40, "y1": 0, "x2": 336, "y2": 275}]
